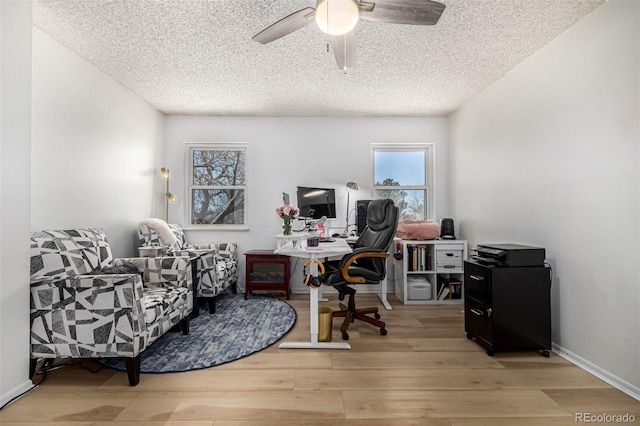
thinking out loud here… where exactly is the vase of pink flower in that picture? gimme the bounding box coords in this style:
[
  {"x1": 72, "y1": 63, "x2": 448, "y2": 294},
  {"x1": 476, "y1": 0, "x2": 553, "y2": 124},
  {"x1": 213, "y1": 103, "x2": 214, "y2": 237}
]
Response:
[{"x1": 276, "y1": 204, "x2": 300, "y2": 236}]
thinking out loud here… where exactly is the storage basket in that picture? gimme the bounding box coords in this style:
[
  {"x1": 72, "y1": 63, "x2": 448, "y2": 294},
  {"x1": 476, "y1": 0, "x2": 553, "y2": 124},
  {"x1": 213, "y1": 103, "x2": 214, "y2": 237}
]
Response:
[{"x1": 408, "y1": 276, "x2": 432, "y2": 300}]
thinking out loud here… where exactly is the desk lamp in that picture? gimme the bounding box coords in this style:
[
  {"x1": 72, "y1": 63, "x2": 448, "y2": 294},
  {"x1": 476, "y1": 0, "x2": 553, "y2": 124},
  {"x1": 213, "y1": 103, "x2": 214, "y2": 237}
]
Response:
[
  {"x1": 344, "y1": 181, "x2": 359, "y2": 235},
  {"x1": 161, "y1": 167, "x2": 177, "y2": 222}
]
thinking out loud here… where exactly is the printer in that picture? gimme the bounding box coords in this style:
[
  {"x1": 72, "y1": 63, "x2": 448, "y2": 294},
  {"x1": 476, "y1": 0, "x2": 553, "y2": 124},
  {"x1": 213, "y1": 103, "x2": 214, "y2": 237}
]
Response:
[{"x1": 471, "y1": 243, "x2": 545, "y2": 267}]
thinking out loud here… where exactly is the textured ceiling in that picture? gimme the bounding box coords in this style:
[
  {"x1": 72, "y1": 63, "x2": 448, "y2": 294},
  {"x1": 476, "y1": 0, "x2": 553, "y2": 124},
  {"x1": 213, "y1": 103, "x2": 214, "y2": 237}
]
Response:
[{"x1": 33, "y1": 0, "x2": 605, "y2": 117}]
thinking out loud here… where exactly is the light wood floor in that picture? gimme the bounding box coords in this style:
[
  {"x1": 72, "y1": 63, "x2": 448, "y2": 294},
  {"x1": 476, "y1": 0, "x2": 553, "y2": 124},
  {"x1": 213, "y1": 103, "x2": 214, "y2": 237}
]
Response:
[{"x1": 1, "y1": 293, "x2": 638, "y2": 425}]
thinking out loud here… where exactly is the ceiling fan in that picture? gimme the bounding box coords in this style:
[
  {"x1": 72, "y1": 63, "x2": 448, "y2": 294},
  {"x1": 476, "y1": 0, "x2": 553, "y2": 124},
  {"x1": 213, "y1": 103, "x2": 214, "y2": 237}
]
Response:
[{"x1": 252, "y1": 0, "x2": 446, "y2": 71}]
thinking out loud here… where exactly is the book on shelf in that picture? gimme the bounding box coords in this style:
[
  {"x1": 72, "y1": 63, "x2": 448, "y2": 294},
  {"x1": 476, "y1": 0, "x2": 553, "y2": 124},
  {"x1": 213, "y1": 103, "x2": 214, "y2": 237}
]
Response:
[
  {"x1": 435, "y1": 277, "x2": 462, "y2": 300},
  {"x1": 437, "y1": 286, "x2": 451, "y2": 300},
  {"x1": 448, "y1": 278, "x2": 463, "y2": 299},
  {"x1": 407, "y1": 244, "x2": 431, "y2": 272},
  {"x1": 436, "y1": 274, "x2": 457, "y2": 300}
]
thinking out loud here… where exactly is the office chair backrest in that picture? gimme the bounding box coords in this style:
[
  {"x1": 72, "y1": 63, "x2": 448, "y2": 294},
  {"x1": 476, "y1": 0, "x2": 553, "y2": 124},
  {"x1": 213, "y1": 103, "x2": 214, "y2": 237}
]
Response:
[{"x1": 354, "y1": 199, "x2": 399, "y2": 276}]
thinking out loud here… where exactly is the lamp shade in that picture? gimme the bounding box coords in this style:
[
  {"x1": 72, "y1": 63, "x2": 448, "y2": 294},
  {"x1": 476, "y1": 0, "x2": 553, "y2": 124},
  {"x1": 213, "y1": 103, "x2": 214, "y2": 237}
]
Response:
[
  {"x1": 316, "y1": 0, "x2": 359, "y2": 36},
  {"x1": 346, "y1": 181, "x2": 359, "y2": 190},
  {"x1": 161, "y1": 167, "x2": 169, "y2": 179}
]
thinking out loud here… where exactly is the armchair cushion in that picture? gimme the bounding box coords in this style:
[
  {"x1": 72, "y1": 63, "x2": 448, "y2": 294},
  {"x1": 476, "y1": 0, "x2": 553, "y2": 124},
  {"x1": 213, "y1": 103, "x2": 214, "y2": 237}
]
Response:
[
  {"x1": 95, "y1": 260, "x2": 141, "y2": 276},
  {"x1": 139, "y1": 218, "x2": 179, "y2": 246},
  {"x1": 30, "y1": 228, "x2": 113, "y2": 279}
]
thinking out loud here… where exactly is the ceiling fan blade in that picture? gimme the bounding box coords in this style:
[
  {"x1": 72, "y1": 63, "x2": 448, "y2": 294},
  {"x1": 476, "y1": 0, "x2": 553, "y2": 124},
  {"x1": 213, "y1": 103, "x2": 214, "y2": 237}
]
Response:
[
  {"x1": 330, "y1": 31, "x2": 356, "y2": 71},
  {"x1": 359, "y1": 0, "x2": 445, "y2": 25},
  {"x1": 252, "y1": 7, "x2": 316, "y2": 44}
]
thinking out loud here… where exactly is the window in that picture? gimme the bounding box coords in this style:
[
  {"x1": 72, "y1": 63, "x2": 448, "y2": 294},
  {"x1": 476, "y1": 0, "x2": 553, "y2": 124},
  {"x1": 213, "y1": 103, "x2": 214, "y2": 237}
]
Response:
[
  {"x1": 372, "y1": 145, "x2": 434, "y2": 221},
  {"x1": 186, "y1": 143, "x2": 247, "y2": 229}
]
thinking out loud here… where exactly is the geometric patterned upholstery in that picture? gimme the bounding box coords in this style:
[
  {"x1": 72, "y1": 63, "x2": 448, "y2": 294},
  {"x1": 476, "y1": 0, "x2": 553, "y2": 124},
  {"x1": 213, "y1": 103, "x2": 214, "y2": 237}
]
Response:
[
  {"x1": 29, "y1": 228, "x2": 192, "y2": 385},
  {"x1": 137, "y1": 222, "x2": 238, "y2": 304},
  {"x1": 30, "y1": 228, "x2": 114, "y2": 279},
  {"x1": 217, "y1": 242, "x2": 239, "y2": 292}
]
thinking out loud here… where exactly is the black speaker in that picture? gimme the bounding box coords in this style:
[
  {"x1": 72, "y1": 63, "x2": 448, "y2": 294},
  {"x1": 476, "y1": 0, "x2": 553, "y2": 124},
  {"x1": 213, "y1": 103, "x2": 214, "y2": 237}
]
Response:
[
  {"x1": 356, "y1": 200, "x2": 372, "y2": 235},
  {"x1": 440, "y1": 218, "x2": 456, "y2": 239}
]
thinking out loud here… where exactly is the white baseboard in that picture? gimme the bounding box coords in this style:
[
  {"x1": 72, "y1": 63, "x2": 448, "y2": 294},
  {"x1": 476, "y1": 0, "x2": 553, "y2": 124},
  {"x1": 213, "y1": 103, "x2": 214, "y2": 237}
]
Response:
[
  {"x1": 0, "y1": 380, "x2": 36, "y2": 409},
  {"x1": 552, "y1": 343, "x2": 640, "y2": 401}
]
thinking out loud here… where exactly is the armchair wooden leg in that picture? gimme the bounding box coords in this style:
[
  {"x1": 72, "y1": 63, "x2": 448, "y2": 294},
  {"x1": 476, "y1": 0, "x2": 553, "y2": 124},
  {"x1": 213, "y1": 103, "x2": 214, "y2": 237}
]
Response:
[
  {"x1": 29, "y1": 358, "x2": 38, "y2": 380},
  {"x1": 208, "y1": 297, "x2": 216, "y2": 314},
  {"x1": 124, "y1": 355, "x2": 141, "y2": 386},
  {"x1": 180, "y1": 318, "x2": 190, "y2": 335}
]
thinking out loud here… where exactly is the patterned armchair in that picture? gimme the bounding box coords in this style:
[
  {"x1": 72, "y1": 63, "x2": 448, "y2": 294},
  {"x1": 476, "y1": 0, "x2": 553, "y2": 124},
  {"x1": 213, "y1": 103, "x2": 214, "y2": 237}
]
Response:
[
  {"x1": 29, "y1": 228, "x2": 193, "y2": 386},
  {"x1": 137, "y1": 221, "x2": 238, "y2": 314}
]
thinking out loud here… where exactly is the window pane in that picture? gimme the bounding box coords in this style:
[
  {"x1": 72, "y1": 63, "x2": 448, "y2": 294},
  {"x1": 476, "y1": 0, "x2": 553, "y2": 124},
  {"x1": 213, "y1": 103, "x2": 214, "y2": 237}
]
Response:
[
  {"x1": 192, "y1": 150, "x2": 246, "y2": 186},
  {"x1": 192, "y1": 189, "x2": 245, "y2": 224},
  {"x1": 374, "y1": 151, "x2": 425, "y2": 186},
  {"x1": 375, "y1": 189, "x2": 426, "y2": 221}
]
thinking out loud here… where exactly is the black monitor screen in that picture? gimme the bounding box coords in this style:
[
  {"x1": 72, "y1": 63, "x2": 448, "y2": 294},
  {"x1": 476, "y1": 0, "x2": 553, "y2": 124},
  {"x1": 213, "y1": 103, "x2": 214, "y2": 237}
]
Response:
[{"x1": 296, "y1": 186, "x2": 337, "y2": 219}]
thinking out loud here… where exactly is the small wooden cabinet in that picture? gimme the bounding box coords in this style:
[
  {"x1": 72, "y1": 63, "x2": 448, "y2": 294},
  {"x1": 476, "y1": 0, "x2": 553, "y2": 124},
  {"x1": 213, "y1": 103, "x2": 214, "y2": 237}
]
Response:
[{"x1": 244, "y1": 250, "x2": 290, "y2": 300}]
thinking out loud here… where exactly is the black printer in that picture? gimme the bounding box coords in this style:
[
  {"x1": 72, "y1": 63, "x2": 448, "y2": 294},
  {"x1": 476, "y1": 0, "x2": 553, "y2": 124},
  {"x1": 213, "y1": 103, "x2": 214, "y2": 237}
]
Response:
[{"x1": 471, "y1": 243, "x2": 545, "y2": 267}]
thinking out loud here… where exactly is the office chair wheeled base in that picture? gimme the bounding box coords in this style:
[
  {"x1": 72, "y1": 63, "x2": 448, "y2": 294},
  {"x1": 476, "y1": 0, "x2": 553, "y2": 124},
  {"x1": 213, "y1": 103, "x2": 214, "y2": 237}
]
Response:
[{"x1": 333, "y1": 302, "x2": 387, "y2": 341}]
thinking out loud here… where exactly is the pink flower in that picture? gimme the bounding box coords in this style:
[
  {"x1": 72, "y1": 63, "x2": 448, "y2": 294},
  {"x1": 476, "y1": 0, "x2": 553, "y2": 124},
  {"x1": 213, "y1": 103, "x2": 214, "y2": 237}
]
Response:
[{"x1": 276, "y1": 204, "x2": 299, "y2": 219}]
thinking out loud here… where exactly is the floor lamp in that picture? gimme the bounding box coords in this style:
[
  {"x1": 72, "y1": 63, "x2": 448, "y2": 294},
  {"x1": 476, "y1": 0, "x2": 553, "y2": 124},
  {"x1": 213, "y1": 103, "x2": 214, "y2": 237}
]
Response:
[
  {"x1": 161, "y1": 167, "x2": 176, "y2": 223},
  {"x1": 344, "y1": 181, "x2": 359, "y2": 235}
]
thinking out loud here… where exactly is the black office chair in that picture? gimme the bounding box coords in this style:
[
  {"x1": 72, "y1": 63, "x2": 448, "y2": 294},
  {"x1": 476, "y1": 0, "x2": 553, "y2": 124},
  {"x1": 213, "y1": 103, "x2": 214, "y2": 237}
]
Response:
[{"x1": 322, "y1": 198, "x2": 399, "y2": 340}]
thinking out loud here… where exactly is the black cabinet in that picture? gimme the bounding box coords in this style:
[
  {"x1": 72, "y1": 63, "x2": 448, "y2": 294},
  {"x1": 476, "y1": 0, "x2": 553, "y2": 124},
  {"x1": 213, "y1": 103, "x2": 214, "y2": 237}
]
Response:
[{"x1": 464, "y1": 260, "x2": 551, "y2": 357}]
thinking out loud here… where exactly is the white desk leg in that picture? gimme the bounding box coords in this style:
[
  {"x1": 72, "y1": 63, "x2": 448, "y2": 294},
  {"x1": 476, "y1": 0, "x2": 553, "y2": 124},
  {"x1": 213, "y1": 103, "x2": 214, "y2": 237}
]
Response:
[
  {"x1": 279, "y1": 258, "x2": 350, "y2": 350},
  {"x1": 314, "y1": 257, "x2": 328, "y2": 302},
  {"x1": 378, "y1": 277, "x2": 392, "y2": 311},
  {"x1": 317, "y1": 283, "x2": 328, "y2": 302},
  {"x1": 309, "y1": 284, "x2": 319, "y2": 344}
]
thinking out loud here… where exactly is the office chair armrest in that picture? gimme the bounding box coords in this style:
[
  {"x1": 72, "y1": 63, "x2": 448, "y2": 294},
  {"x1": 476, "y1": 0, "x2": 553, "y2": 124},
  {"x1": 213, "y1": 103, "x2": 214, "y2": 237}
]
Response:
[
  {"x1": 340, "y1": 250, "x2": 389, "y2": 284},
  {"x1": 345, "y1": 246, "x2": 386, "y2": 257}
]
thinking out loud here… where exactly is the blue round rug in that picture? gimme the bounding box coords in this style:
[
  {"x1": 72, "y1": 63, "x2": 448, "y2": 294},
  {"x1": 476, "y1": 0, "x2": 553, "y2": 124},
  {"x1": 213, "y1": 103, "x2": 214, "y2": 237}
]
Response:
[{"x1": 101, "y1": 294, "x2": 296, "y2": 373}]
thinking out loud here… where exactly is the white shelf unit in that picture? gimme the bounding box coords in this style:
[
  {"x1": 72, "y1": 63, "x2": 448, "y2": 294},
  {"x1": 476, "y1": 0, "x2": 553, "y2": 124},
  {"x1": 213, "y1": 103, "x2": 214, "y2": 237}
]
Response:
[{"x1": 394, "y1": 239, "x2": 468, "y2": 305}]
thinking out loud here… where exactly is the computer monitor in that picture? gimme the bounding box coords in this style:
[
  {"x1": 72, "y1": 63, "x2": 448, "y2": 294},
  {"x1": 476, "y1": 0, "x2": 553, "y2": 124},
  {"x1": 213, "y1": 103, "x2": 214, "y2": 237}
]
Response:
[{"x1": 296, "y1": 186, "x2": 336, "y2": 219}]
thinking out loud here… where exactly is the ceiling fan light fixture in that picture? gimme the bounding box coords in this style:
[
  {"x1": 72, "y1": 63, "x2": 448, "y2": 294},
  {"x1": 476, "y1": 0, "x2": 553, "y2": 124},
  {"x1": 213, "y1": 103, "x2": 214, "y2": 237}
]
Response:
[{"x1": 316, "y1": 0, "x2": 359, "y2": 36}]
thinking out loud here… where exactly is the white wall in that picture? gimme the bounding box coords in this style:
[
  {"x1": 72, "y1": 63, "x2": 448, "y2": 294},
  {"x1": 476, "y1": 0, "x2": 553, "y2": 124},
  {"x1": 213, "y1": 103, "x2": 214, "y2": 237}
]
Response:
[
  {"x1": 449, "y1": 0, "x2": 639, "y2": 396},
  {"x1": 0, "y1": 0, "x2": 34, "y2": 407},
  {"x1": 164, "y1": 116, "x2": 449, "y2": 293},
  {"x1": 31, "y1": 29, "x2": 165, "y2": 257}
]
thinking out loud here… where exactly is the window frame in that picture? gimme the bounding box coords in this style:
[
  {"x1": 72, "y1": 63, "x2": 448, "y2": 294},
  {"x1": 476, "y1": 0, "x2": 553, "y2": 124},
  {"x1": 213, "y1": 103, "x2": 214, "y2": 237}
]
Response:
[
  {"x1": 371, "y1": 143, "x2": 435, "y2": 222},
  {"x1": 184, "y1": 142, "x2": 249, "y2": 231}
]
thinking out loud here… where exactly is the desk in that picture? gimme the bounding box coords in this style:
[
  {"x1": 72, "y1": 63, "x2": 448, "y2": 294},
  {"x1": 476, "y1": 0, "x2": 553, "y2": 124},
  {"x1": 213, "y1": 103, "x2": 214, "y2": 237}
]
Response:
[
  {"x1": 274, "y1": 233, "x2": 308, "y2": 249},
  {"x1": 275, "y1": 239, "x2": 352, "y2": 350}
]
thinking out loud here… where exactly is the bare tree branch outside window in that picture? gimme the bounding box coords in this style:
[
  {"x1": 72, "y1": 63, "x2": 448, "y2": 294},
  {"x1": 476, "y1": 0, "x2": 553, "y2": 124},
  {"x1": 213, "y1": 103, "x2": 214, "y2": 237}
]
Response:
[{"x1": 188, "y1": 145, "x2": 247, "y2": 226}]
